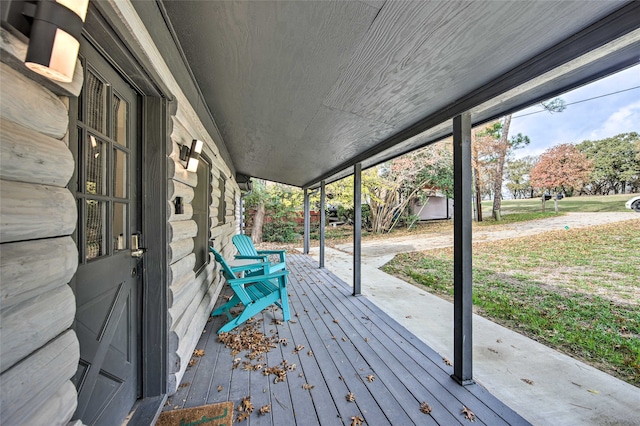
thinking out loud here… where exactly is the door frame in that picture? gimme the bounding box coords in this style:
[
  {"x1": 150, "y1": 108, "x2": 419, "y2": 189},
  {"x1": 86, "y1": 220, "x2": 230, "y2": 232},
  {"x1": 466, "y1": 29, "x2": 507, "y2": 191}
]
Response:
[{"x1": 77, "y1": 3, "x2": 173, "y2": 408}]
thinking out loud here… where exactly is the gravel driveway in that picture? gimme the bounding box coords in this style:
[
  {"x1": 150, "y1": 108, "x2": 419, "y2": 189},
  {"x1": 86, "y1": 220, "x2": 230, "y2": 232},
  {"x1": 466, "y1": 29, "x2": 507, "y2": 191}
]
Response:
[{"x1": 332, "y1": 212, "x2": 640, "y2": 267}]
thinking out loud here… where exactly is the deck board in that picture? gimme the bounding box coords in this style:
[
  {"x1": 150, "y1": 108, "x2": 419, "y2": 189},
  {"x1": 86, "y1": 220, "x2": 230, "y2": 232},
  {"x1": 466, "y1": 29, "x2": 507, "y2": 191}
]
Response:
[{"x1": 162, "y1": 254, "x2": 530, "y2": 425}]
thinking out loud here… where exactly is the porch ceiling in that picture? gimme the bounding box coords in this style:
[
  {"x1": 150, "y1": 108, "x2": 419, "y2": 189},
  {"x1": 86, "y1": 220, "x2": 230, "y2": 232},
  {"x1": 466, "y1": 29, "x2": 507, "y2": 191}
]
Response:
[{"x1": 159, "y1": 1, "x2": 639, "y2": 188}]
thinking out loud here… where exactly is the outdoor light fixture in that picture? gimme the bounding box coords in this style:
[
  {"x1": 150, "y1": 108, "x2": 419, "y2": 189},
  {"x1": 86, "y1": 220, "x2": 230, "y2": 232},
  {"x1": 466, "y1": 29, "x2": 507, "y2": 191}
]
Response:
[
  {"x1": 1, "y1": 0, "x2": 89, "y2": 83},
  {"x1": 180, "y1": 139, "x2": 203, "y2": 173}
]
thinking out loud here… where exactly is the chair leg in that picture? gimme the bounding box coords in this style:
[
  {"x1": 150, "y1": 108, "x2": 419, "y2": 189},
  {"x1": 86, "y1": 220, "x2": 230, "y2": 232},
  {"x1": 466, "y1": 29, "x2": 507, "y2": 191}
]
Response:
[
  {"x1": 278, "y1": 274, "x2": 291, "y2": 322},
  {"x1": 212, "y1": 294, "x2": 241, "y2": 321}
]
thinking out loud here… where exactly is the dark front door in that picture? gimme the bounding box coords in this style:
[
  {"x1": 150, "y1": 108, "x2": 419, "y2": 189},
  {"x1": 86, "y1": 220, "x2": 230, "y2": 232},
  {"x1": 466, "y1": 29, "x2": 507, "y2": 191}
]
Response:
[{"x1": 71, "y1": 38, "x2": 141, "y2": 425}]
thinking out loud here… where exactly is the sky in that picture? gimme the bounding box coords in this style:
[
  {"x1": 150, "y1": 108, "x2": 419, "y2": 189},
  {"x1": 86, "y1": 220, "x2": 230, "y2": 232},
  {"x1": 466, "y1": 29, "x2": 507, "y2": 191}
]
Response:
[{"x1": 509, "y1": 63, "x2": 640, "y2": 159}]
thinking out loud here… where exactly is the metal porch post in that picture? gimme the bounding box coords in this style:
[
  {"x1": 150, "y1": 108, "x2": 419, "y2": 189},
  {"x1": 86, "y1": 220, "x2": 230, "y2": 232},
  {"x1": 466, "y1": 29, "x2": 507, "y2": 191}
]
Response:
[
  {"x1": 303, "y1": 188, "x2": 310, "y2": 254},
  {"x1": 453, "y1": 112, "x2": 474, "y2": 385},
  {"x1": 353, "y1": 163, "x2": 362, "y2": 296},
  {"x1": 319, "y1": 180, "x2": 326, "y2": 268}
]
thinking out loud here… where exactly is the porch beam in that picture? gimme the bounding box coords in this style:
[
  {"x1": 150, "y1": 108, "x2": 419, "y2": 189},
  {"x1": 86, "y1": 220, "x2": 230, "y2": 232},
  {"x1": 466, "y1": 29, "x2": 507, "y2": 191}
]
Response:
[
  {"x1": 303, "y1": 188, "x2": 310, "y2": 254},
  {"x1": 452, "y1": 112, "x2": 474, "y2": 385},
  {"x1": 319, "y1": 180, "x2": 326, "y2": 268},
  {"x1": 353, "y1": 163, "x2": 362, "y2": 296}
]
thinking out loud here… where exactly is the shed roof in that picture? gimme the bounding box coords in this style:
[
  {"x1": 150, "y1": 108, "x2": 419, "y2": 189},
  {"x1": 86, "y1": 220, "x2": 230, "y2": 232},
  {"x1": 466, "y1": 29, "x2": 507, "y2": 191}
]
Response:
[{"x1": 158, "y1": 0, "x2": 640, "y2": 187}]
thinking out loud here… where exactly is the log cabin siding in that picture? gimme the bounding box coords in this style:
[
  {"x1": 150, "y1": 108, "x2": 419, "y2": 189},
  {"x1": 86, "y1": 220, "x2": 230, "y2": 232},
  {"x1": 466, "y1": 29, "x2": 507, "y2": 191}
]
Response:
[
  {"x1": 165, "y1": 111, "x2": 238, "y2": 394},
  {"x1": 0, "y1": 43, "x2": 81, "y2": 425}
]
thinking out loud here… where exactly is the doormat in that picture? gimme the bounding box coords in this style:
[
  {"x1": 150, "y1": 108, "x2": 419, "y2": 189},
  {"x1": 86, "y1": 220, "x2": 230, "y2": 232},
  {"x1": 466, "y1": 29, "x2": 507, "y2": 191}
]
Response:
[{"x1": 156, "y1": 402, "x2": 234, "y2": 426}]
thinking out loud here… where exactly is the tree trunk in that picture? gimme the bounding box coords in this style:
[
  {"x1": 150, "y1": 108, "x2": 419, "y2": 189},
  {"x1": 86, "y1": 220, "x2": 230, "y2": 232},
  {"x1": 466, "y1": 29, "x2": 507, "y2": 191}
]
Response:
[
  {"x1": 471, "y1": 141, "x2": 483, "y2": 222},
  {"x1": 251, "y1": 203, "x2": 265, "y2": 243},
  {"x1": 492, "y1": 114, "x2": 512, "y2": 220}
]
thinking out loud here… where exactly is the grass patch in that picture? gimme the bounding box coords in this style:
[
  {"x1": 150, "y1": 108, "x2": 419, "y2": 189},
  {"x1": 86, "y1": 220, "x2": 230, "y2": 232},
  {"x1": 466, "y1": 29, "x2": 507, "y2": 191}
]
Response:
[
  {"x1": 484, "y1": 193, "x2": 639, "y2": 215},
  {"x1": 382, "y1": 219, "x2": 640, "y2": 386}
]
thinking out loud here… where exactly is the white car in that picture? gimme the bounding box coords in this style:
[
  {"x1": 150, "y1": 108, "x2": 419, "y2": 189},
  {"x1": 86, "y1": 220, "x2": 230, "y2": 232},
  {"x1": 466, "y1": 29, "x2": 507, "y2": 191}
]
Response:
[{"x1": 625, "y1": 196, "x2": 640, "y2": 212}]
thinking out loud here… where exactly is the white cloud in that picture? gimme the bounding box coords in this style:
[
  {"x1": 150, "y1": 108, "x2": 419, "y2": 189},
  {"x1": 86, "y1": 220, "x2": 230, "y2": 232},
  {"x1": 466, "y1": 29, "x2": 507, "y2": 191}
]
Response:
[{"x1": 585, "y1": 100, "x2": 640, "y2": 140}]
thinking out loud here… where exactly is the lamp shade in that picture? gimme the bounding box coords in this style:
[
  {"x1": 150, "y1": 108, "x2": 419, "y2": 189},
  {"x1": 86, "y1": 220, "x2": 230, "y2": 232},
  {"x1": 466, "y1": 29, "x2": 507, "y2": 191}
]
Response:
[
  {"x1": 24, "y1": 0, "x2": 89, "y2": 83},
  {"x1": 185, "y1": 139, "x2": 204, "y2": 173}
]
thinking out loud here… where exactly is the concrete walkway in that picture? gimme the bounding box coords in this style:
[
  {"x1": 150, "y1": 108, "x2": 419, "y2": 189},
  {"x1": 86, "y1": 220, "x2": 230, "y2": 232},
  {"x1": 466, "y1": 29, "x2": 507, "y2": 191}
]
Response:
[{"x1": 307, "y1": 212, "x2": 640, "y2": 426}]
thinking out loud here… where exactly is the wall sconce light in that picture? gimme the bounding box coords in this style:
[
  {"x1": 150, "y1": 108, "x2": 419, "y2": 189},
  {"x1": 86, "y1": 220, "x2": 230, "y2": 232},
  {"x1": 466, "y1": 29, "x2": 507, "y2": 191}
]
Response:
[
  {"x1": 2, "y1": 0, "x2": 89, "y2": 83},
  {"x1": 179, "y1": 139, "x2": 203, "y2": 173}
]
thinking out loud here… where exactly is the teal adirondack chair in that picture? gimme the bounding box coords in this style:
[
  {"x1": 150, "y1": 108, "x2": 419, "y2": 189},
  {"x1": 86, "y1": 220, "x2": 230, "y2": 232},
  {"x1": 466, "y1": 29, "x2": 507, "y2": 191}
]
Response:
[
  {"x1": 209, "y1": 247, "x2": 290, "y2": 333},
  {"x1": 232, "y1": 234, "x2": 286, "y2": 273}
]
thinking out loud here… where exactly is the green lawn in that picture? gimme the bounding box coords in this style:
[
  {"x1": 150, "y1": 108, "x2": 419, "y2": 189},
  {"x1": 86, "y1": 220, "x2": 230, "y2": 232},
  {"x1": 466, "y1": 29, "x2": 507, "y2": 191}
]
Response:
[
  {"x1": 484, "y1": 193, "x2": 639, "y2": 215},
  {"x1": 382, "y1": 219, "x2": 640, "y2": 386}
]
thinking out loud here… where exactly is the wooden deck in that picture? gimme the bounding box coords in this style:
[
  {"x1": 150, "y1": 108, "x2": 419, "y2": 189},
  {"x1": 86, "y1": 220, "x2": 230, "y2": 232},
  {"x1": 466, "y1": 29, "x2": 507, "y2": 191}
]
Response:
[{"x1": 164, "y1": 254, "x2": 530, "y2": 425}]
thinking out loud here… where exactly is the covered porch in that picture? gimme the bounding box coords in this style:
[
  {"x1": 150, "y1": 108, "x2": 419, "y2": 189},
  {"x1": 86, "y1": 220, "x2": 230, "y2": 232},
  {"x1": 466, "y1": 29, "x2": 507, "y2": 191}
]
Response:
[{"x1": 165, "y1": 254, "x2": 529, "y2": 425}]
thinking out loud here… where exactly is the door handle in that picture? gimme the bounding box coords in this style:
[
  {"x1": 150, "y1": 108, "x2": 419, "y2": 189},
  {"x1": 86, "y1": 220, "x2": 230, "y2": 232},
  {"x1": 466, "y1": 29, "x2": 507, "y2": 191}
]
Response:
[
  {"x1": 131, "y1": 248, "x2": 146, "y2": 258},
  {"x1": 131, "y1": 233, "x2": 146, "y2": 258}
]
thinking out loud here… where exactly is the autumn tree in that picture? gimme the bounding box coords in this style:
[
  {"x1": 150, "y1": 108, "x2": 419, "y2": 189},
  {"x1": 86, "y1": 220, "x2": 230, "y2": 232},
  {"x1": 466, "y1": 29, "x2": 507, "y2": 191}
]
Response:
[
  {"x1": 478, "y1": 116, "x2": 530, "y2": 219},
  {"x1": 505, "y1": 155, "x2": 537, "y2": 199},
  {"x1": 577, "y1": 132, "x2": 640, "y2": 195},
  {"x1": 327, "y1": 141, "x2": 453, "y2": 233},
  {"x1": 530, "y1": 144, "x2": 593, "y2": 211}
]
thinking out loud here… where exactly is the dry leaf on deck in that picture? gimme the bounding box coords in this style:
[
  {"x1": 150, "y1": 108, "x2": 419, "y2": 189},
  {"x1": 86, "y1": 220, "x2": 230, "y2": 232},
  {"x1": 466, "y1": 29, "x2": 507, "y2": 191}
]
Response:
[
  {"x1": 333, "y1": 318, "x2": 340, "y2": 324},
  {"x1": 346, "y1": 392, "x2": 355, "y2": 402},
  {"x1": 366, "y1": 375, "x2": 375, "y2": 382},
  {"x1": 236, "y1": 412, "x2": 249, "y2": 423},
  {"x1": 188, "y1": 359, "x2": 198, "y2": 367},
  {"x1": 293, "y1": 345, "x2": 305, "y2": 354},
  {"x1": 302, "y1": 383, "x2": 315, "y2": 390},
  {"x1": 462, "y1": 406, "x2": 475, "y2": 422},
  {"x1": 259, "y1": 404, "x2": 271, "y2": 415},
  {"x1": 307, "y1": 350, "x2": 314, "y2": 357},
  {"x1": 217, "y1": 385, "x2": 223, "y2": 392},
  {"x1": 193, "y1": 349, "x2": 205, "y2": 357},
  {"x1": 420, "y1": 402, "x2": 432, "y2": 414},
  {"x1": 443, "y1": 357, "x2": 453, "y2": 366},
  {"x1": 351, "y1": 415, "x2": 364, "y2": 426}
]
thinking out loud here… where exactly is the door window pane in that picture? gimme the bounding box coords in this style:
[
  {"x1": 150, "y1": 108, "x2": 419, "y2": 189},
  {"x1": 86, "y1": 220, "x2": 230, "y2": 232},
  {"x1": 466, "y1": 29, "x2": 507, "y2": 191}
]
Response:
[
  {"x1": 112, "y1": 94, "x2": 128, "y2": 146},
  {"x1": 85, "y1": 70, "x2": 107, "y2": 134},
  {"x1": 113, "y1": 202, "x2": 128, "y2": 252},
  {"x1": 86, "y1": 199, "x2": 106, "y2": 260},
  {"x1": 86, "y1": 135, "x2": 107, "y2": 195},
  {"x1": 113, "y1": 148, "x2": 127, "y2": 198}
]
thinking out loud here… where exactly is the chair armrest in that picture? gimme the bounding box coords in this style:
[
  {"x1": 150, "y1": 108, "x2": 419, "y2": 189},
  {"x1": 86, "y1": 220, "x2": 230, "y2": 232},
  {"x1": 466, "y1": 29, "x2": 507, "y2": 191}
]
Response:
[
  {"x1": 235, "y1": 254, "x2": 269, "y2": 260},
  {"x1": 227, "y1": 270, "x2": 289, "y2": 286},
  {"x1": 229, "y1": 261, "x2": 270, "y2": 274},
  {"x1": 256, "y1": 250, "x2": 286, "y2": 255}
]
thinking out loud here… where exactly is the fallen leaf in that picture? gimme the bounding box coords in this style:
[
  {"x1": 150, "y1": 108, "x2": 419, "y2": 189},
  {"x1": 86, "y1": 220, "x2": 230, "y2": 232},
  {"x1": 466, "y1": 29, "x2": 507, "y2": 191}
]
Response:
[
  {"x1": 240, "y1": 396, "x2": 254, "y2": 413},
  {"x1": 188, "y1": 359, "x2": 198, "y2": 367},
  {"x1": 366, "y1": 375, "x2": 375, "y2": 382},
  {"x1": 236, "y1": 412, "x2": 249, "y2": 423},
  {"x1": 217, "y1": 385, "x2": 223, "y2": 392},
  {"x1": 293, "y1": 345, "x2": 305, "y2": 354},
  {"x1": 350, "y1": 415, "x2": 364, "y2": 426},
  {"x1": 462, "y1": 406, "x2": 475, "y2": 422},
  {"x1": 193, "y1": 349, "x2": 205, "y2": 357},
  {"x1": 346, "y1": 392, "x2": 355, "y2": 402},
  {"x1": 443, "y1": 357, "x2": 453, "y2": 366},
  {"x1": 420, "y1": 402, "x2": 432, "y2": 414},
  {"x1": 333, "y1": 318, "x2": 340, "y2": 324},
  {"x1": 342, "y1": 337, "x2": 348, "y2": 342},
  {"x1": 302, "y1": 383, "x2": 315, "y2": 390},
  {"x1": 259, "y1": 404, "x2": 271, "y2": 415},
  {"x1": 178, "y1": 382, "x2": 190, "y2": 388},
  {"x1": 308, "y1": 350, "x2": 314, "y2": 357},
  {"x1": 521, "y1": 378, "x2": 534, "y2": 385},
  {"x1": 278, "y1": 338, "x2": 288, "y2": 346},
  {"x1": 364, "y1": 337, "x2": 370, "y2": 343}
]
